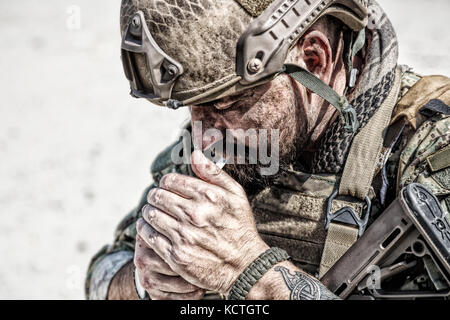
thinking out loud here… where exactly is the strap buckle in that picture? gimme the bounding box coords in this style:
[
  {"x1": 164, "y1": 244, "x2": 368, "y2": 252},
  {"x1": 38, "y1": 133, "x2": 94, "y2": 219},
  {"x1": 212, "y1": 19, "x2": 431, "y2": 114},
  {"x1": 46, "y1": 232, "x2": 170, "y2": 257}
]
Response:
[
  {"x1": 349, "y1": 68, "x2": 359, "y2": 88},
  {"x1": 341, "y1": 102, "x2": 360, "y2": 133},
  {"x1": 325, "y1": 190, "x2": 372, "y2": 237}
]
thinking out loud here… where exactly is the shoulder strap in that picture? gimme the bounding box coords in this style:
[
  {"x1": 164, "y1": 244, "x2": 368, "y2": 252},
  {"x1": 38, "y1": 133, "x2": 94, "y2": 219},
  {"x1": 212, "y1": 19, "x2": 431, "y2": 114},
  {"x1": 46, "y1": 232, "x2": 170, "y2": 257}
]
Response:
[
  {"x1": 319, "y1": 67, "x2": 403, "y2": 278},
  {"x1": 339, "y1": 67, "x2": 403, "y2": 199}
]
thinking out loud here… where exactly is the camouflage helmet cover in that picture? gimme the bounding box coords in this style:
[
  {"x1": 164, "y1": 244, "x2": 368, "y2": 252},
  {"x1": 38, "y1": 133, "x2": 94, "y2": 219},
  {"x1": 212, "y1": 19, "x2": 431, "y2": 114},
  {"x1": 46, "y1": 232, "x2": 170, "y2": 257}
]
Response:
[{"x1": 120, "y1": 0, "x2": 369, "y2": 106}]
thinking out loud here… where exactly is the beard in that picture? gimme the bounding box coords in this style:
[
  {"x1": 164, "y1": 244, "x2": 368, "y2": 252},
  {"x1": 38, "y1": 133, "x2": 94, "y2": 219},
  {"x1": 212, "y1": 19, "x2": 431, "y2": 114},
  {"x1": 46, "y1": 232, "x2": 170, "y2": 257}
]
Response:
[{"x1": 223, "y1": 133, "x2": 301, "y2": 196}]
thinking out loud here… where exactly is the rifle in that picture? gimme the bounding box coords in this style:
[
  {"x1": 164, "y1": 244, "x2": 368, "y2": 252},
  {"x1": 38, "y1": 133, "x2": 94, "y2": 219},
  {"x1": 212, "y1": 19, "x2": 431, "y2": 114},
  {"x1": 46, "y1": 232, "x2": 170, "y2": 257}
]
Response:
[{"x1": 321, "y1": 183, "x2": 450, "y2": 299}]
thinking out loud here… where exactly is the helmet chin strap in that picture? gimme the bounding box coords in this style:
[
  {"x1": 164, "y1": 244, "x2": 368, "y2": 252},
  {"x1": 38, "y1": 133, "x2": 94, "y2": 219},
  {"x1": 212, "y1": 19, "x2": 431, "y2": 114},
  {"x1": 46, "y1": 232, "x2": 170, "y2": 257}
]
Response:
[
  {"x1": 282, "y1": 63, "x2": 359, "y2": 133},
  {"x1": 282, "y1": 29, "x2": 366, "y2": 133},
  {"x1": 346, "y1": 29, "x2": 366, "y2": 90}
]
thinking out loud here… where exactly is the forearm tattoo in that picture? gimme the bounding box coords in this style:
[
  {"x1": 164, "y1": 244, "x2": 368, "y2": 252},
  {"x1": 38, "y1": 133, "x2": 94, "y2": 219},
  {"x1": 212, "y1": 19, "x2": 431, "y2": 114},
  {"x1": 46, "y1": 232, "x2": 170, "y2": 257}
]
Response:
[{"x1": 275, "y1": 266, "x2": 340, "y2": 300}]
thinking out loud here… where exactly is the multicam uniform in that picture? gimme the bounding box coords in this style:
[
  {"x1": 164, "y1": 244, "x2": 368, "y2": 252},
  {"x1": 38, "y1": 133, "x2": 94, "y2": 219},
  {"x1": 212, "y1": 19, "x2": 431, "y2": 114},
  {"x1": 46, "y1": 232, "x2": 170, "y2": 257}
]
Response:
[
  {"x1": 86, "y1": 0, "x2": 450, "y2": 299},
  {"x1": 85, "y1": 70, "x2": 450, "y2": 299}
]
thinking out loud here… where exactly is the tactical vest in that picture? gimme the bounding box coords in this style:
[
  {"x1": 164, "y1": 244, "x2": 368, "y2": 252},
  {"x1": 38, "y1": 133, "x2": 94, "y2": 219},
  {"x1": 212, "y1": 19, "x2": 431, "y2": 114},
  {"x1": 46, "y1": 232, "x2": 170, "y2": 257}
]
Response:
[
  {"x1": 251, "y1": 70, "x2": 450, "y2": 278},
  {"x1": 150, "y1": 68, "x2": 450, "y2": 281}
]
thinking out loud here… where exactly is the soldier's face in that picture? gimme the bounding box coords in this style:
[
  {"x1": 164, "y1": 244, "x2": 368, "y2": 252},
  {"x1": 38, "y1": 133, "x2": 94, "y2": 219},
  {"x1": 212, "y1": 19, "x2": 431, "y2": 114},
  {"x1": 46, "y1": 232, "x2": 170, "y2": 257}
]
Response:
[
  {"x1": 190, "y1": 73, "x2": 309, "y2": 190},
  {"x1": 191, "y1": 73, "x2": 308, "y2": 150}
]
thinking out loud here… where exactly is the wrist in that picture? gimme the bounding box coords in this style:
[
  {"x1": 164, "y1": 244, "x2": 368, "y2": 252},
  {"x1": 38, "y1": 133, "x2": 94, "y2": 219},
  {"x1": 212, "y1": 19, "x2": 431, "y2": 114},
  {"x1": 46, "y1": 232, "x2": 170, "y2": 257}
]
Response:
[
  {"x1": 108, "y1": 261, "x2": 140, "y2": 300},
  {"x1": 237, "y1": 240, "x2": 270, "y2": 274},
  {"x1": 223, "y1": 240, "x2": 269, "y2": 294},
  {"x1": 246, "y1": 261, "x2": 295, "y2": 300},
  {"x1": 227, "y1": 247, "x2": 290, "y2": 300}
]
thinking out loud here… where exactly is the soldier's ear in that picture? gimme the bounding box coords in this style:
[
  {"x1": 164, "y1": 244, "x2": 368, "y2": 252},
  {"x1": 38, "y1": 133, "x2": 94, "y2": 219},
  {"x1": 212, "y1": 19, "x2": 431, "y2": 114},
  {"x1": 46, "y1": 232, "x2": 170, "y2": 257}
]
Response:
[{"x1": 296, "y1": 30, "x2": 334, "y2": 85}]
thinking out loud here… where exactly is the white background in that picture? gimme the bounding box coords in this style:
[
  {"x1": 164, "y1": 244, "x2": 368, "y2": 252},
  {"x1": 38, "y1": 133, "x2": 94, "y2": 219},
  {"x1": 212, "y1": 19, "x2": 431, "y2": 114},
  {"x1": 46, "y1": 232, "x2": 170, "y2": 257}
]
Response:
[{"x1": 0, "y1": 0, "x2": 449, "y2": 299}]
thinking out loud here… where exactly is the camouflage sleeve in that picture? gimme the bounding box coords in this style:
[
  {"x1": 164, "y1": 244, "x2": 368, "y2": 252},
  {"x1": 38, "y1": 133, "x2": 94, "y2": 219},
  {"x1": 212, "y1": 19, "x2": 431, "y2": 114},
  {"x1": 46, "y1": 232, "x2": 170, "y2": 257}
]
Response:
[
  {"x1": 84, "y1": 184, "x2": 153, "y2": 300},
  {"x1": 397, "y1": 114, "x2": 450, "y2": 221}
]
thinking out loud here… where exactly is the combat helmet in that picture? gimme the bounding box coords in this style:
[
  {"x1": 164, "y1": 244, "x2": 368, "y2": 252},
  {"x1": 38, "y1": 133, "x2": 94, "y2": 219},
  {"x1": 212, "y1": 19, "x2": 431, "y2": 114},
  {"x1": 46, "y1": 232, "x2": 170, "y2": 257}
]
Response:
[{"x1": 120, "y1": 0, "x2": 369, "y2": 132}]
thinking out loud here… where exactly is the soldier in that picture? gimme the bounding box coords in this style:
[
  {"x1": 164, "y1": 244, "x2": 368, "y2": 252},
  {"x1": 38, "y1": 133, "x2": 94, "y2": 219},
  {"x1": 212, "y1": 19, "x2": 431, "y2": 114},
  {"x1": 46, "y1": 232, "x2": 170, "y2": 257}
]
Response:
[{"x1": 86, "y1": 0, "x2": 450, "y2": 300}]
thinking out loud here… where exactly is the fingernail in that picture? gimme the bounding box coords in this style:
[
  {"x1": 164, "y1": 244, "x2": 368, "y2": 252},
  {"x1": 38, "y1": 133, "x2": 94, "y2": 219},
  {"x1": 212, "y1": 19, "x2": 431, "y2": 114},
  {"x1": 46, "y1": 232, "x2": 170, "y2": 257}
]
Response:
[{"x1": 143, "y1": 204, "x2": 156, "y2": 220}]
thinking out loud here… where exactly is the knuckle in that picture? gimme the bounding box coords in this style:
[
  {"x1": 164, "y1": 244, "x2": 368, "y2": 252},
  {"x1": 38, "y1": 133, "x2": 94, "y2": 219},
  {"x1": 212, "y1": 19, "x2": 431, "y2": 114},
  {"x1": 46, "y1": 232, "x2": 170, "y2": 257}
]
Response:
[
  {"x1": 146, "y1": 228, "x2": 158, "y2": 242},
  {"x1": 142, "y1": 274, "x2": 158, "y2": 291},
  {"x1": 147, "y1": 188, "x2": 162, "y2": 204},
  {"x1": 148, "y1": 189, "x2": 156, "y2": 203},
  {"x1": 154, "y1": 189, "x2": 163, "y2": 203},
  {"x1": 141, "y1": 276, "x2": 152, "y2": 290},
  {"x1": 182, "y1": 204, "x2": 208, "y2": 227},
  {"x1": 180, "y1": 176, "x2": 194, "y2": 192},
  {"x1": 134, "y1": 255, "x2": 146, "y2": 269},
  {"x1": 178, "y1": 231, "x2": 194, "y2": 247},
  {"x1": 176, "y1": 225, "x2": 196, "y2": 247},
  {"x1": 178, "y1": 201, "x2": 193, "y2": 217},
  {"x1": 143, "y1": 205, "x2": 157, "y2": 225},
  {"x1": 174, "y1": 220, "x2": 185, "y2": 237},
  {"x1": 161, "y1": 173, "x2": 178, "y2": 188},
  {"x1": 186, "y1": 210, "x2": 202, "y2": 226},
  {"x1": 170, "y1": 245, "x2": 189, "y2": 266},
  {"x1": 199, "y1": 187, "x2": 220, "y2": 203}
]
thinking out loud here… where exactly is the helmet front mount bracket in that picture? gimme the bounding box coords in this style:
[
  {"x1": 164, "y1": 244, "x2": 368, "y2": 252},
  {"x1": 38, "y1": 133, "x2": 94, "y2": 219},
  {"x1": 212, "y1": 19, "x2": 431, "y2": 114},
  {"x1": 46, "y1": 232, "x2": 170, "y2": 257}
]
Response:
[{"x1": 121, "y1": 11, "x2": 184, "y2": 103}]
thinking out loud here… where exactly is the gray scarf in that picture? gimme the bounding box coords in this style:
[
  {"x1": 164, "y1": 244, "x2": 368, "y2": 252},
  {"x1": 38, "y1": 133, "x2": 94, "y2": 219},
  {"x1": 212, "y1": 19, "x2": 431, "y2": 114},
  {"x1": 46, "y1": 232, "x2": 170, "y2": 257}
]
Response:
[{"x1": 312, "y1": 0, "x2": 399, "y2": 173}]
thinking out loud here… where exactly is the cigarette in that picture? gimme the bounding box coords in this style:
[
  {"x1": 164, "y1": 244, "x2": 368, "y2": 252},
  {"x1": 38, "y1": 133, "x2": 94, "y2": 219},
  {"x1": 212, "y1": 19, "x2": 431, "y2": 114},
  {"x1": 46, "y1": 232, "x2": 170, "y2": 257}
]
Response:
[
  {"x1": 202, "y1": 138, "x2": 228, "y2": 169},
  {"x1": 215, "y1": 157, "x2": 228, "y2": 169}
]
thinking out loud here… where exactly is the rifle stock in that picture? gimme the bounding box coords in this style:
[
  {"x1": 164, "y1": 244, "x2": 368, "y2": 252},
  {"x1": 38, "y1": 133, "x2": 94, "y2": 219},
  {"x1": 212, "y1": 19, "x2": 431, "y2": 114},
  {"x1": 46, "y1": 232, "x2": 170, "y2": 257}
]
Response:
[{"x1": 321, "y1": 183, "x2": 450, "y2": 299}]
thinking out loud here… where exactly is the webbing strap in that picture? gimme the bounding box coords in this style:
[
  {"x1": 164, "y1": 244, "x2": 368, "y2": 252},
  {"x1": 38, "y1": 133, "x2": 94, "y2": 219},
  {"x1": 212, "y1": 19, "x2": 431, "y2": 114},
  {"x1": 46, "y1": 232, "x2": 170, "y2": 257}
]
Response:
[
  {"x1": 319, "y1": 67, "x2": 403, "y2": 278},
  {"x1": 283, "y1": 63, "x2": 360, "y2": 133},
  {"x1": 339, "y1": 67, "x2": 402, "y2": 199},
  {"x1": 348, "y1": 29, "x2": 366, "y2": 88},
  {"x1": 319, "y1": 223, "x2": 359, "y2": 278},
  {"x1": 351, "y1": 30, "x2": 366, "y2": 63}
]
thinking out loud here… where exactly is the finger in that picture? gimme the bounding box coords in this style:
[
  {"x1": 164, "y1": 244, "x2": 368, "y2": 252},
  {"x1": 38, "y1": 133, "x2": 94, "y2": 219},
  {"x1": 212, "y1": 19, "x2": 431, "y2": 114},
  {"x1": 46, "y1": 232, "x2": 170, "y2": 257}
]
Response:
[
  {"x1": 141, "y1": 272, "x2": 199, "y2": 294},
  {"x1": 136, "y1": 218, "x2": 172, "y2": 263},
  {"x1": 190, "y1": 149, "x2": 243, "y2": 196},
  {"x1": 135, "y1": 236, "x2": 177, "y2": 276},
  {"x1": 142, "y1": 204, "x2": 181, "y2": 242},
  {"x1": 147, "y1": 187, "x2": 194, "y2": 222},
  {"x1": 159, "y1": 173, "x2": 221, "y2": 200},
  {"x1": 148, "y1": 288, "x2": 205, "y2": 301}
]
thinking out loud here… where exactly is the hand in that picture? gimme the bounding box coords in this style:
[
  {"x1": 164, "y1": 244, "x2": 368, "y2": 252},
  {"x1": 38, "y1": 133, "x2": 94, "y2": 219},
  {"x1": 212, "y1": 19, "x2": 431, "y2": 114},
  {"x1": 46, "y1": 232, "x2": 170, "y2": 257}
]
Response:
[
  {"x1": 134, "y1": 234, "x2": 205, "y2": 300},
  {"x1": 136, "y1": 150, "x2": 269, "y2": 294}
]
